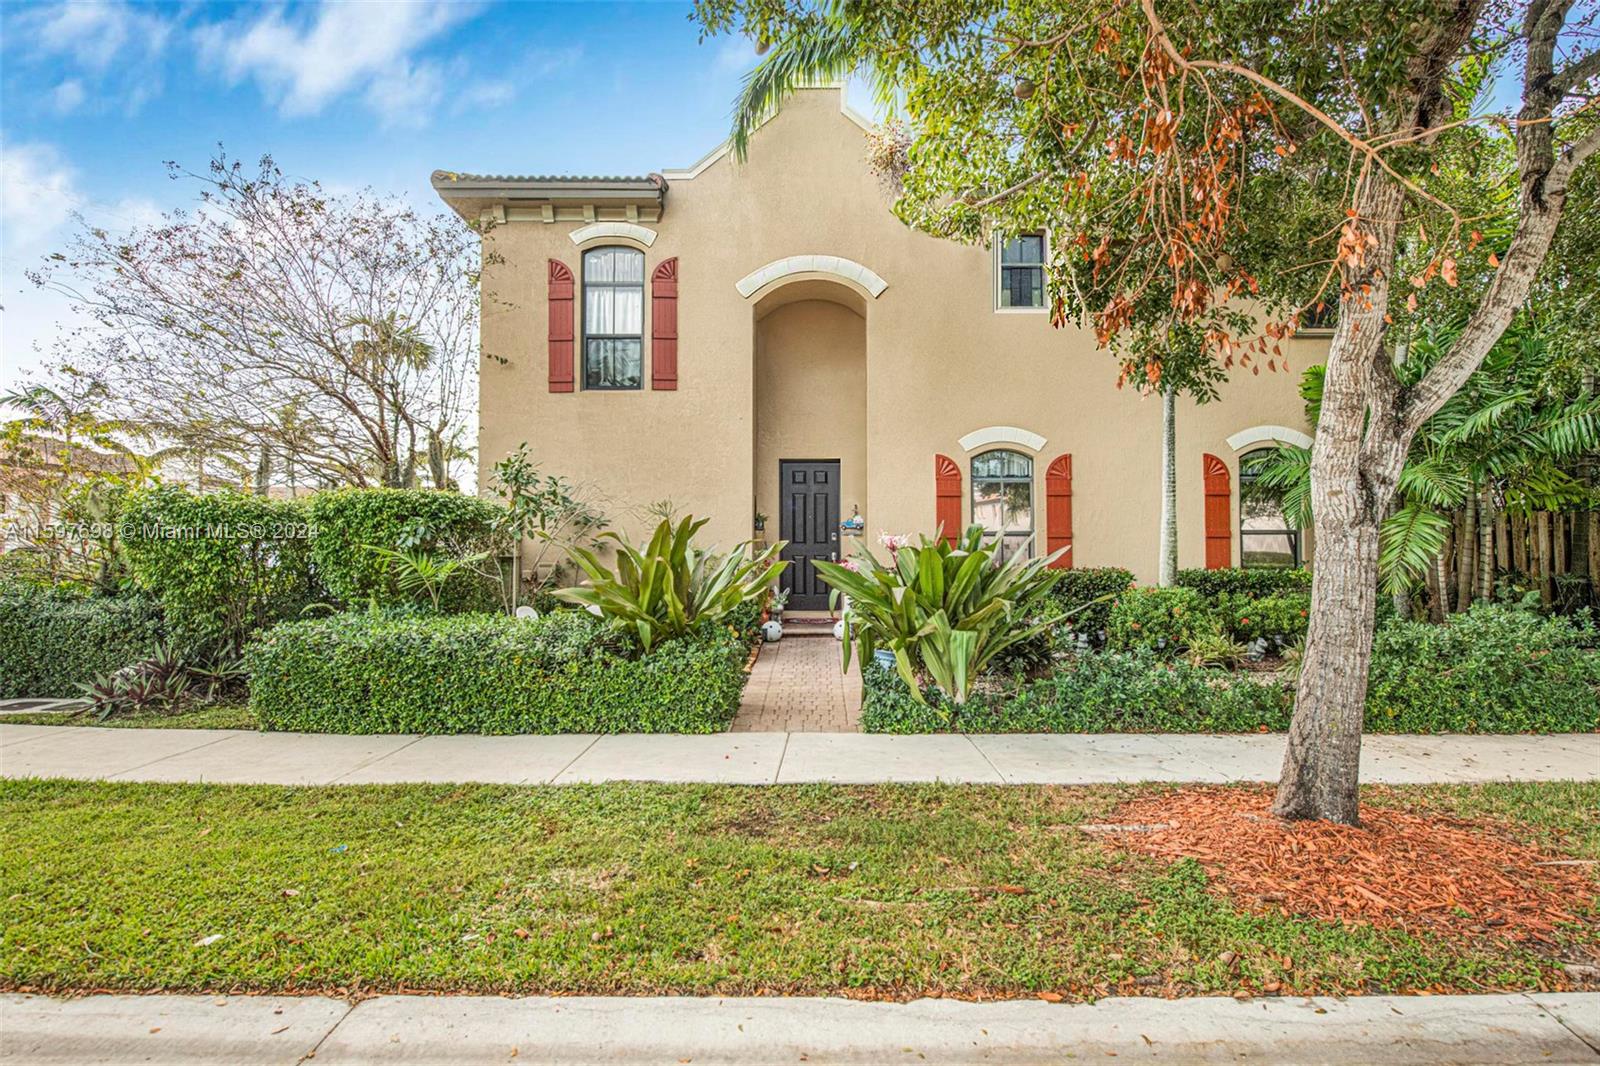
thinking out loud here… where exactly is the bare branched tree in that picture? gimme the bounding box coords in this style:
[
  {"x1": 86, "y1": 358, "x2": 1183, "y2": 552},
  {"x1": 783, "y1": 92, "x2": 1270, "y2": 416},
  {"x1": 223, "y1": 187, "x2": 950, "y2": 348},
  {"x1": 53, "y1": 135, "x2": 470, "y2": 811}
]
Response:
[{"x1": 29, "y1": 153, "x2": 490, "y2": 491}]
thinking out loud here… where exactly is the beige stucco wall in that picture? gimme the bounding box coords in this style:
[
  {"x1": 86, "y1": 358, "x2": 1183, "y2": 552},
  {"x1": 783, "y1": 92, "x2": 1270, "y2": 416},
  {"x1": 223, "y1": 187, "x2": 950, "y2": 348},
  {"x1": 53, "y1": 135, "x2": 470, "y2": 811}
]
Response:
[{"x1": 470, "y1": 86, "x2": 1325, "y2": 581}]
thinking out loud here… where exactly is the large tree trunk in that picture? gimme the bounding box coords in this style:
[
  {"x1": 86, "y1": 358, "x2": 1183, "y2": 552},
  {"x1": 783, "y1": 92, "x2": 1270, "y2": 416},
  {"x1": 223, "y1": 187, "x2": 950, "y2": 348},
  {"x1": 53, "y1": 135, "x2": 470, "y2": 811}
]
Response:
[
  {"x1": 1158, "y1": 383, "x2": 1178, "y2": 586},
  {"x1": 1273, "y1": 169, "x2": 1410, "y2": 826}
]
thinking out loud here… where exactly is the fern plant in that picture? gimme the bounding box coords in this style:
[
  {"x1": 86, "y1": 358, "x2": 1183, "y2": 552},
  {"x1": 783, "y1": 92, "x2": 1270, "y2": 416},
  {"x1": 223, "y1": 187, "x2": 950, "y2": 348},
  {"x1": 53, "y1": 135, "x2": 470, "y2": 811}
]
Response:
[{"x1": 366, "y1": 546, "x2": 489, "y2": 613}]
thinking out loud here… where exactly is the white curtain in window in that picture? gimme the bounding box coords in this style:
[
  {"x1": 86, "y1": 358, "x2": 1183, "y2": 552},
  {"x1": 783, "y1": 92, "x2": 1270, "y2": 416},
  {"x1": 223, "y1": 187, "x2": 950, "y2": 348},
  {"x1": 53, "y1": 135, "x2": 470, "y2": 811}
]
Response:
[{"x1": 585, "y1": 286, "x2": 643, "y2": 334}]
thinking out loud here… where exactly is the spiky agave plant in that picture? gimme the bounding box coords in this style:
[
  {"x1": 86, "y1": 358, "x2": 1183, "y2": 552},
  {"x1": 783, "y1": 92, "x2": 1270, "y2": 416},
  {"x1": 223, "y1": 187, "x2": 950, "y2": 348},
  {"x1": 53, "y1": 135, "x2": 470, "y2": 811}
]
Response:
[
  {"x1": 556, "y1": 516, "x2": 787, "y2": 652},
  {"x1": 813, "y1": 526, "x2": 1086, "y2": 709}
]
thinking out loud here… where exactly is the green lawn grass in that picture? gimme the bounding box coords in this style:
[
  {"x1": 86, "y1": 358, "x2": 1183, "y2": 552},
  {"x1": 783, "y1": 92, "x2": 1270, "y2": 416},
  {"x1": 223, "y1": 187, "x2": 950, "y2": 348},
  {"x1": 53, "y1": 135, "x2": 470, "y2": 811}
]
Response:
[
  {"x1": 1, "y1": 780, "x2": 1594, "y2": 999},
  {"x1": 0, "y1": 700, "x2": 258, "y2": 730}
]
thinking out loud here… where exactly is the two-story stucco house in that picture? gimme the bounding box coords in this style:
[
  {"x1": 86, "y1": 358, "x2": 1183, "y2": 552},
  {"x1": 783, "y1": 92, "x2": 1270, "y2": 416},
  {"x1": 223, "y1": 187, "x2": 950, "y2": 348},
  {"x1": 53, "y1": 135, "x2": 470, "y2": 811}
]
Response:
[{"x1": 435, "y1": 85, "x2": 1323, "y2": 610}]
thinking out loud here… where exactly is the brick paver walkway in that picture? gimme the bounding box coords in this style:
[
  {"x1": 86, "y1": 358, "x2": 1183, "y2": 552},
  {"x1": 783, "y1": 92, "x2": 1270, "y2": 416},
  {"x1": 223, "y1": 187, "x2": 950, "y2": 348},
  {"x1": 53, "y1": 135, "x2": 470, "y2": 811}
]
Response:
[{"x1": 732, "y1": 636, "x2": 863, "y2": 732}]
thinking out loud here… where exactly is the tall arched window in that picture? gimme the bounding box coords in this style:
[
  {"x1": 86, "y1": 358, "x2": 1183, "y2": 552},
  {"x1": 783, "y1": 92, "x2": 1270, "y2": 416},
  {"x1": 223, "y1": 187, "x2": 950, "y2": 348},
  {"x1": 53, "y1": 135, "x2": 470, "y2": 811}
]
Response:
[
  {"x1": 971, "y1": 449, "x2": 1034, "y2": 561},
  {"x1": 1239, "y1": 448, "x2": 1301, "y2": 567},
  {"x1": 582, "y1": 246, "x2": 644, "y2": 390}
]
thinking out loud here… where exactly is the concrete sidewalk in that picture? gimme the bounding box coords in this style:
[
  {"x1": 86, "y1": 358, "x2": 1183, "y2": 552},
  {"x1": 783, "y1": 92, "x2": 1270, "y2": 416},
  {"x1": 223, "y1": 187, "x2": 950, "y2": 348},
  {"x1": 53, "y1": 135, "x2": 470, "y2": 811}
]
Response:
[
  {"x1": 1, "y1": 722, "x2": 1597, "y2": 785},
  {"x1": 3, "y1": 991, "x2": 1597, "y2": 1064}
]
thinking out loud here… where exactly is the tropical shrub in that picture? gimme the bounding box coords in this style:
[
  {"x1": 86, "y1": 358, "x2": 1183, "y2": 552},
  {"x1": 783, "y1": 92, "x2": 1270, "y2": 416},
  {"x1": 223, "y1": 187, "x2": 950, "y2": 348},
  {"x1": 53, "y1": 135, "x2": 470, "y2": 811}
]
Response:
[
  {"x1": 0, "y1": 583, "x2": 163, "y2": 698},
  {"x1": 1366, "y1": 605, "x2": 1600, "y2": 733},
  {"x1": 815, "y1": 525, "x2": 1069, "y2": 706},
  {"x1": 246, "y1": 609, "x2": 748, "y2": 734},
  {"x1": 1176, "y1": 567, "x2": 1312, "y2": 599},
  {"x1": 307, "y1": 488, "x2": 503, "y2": 612},
  {"x1": 556, "y1": 516, "x2": 783, "y2": 651},
  {"x1": 860, "y1": 650, "x2": 1292, "y2": 733},
  {"x1": 1105, "y1": 586, "x2": 1213, "y2": 653},
  {"x1": 120, "y1": 486, "x2": 316, "y2": 655},
  {"x1": 1046, "y1": 567, "x2": 1135, "y2": 642},
  {"x1": 1215, "y1": 592, "x2": 1312, "y2": 645}
]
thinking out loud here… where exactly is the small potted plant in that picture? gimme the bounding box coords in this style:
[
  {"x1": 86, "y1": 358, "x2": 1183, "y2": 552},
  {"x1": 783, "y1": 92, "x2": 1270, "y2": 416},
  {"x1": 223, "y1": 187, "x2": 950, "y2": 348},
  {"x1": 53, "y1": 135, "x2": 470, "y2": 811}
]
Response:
[
  {"x1": 753, "y1": 510, "x2": 768, "y2": 534},
  {"x1": 769, "y1": 585, "x2": 789, "y2": 621}
]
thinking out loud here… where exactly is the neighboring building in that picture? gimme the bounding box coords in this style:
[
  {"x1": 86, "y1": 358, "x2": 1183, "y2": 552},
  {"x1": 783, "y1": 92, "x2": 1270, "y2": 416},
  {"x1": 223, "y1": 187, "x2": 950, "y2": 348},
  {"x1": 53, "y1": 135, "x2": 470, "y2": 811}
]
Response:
[{"x1": 436, "y1": 86, "x2": 1323, "y2": 609}]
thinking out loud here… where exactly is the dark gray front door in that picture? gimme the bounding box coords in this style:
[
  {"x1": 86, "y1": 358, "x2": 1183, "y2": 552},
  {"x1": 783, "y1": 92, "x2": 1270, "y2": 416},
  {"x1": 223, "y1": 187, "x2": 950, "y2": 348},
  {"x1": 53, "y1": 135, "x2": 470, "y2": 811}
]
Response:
[{"x1": 778, "y1": 459, "x2": 841, "y2": 611}]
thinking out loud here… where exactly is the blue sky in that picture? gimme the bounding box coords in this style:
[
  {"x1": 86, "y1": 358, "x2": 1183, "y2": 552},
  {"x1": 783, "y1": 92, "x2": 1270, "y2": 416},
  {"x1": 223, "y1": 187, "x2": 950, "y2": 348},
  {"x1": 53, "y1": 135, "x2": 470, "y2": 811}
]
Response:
[{"x1": 0, "y1": 0, "x2": 775, "y2": 387}]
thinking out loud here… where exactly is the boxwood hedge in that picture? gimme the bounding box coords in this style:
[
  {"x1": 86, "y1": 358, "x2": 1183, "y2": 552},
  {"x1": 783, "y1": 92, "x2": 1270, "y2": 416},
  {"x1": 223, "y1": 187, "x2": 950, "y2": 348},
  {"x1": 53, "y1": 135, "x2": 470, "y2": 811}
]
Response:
[
  {"x1": 306, "y1": 488, "x2": 504, "y2": 612},
  {"x1": 121, "y1": 486, "x2": 318, "y2": 654},
  {"x1": 862, "y1": 604, "x2": 1599, "y2": 735},
  {"x1": 860, "y1": 651, "x2": 1292, "y2": 734},
  {"x1": 245, "y1": 609, "x2": 749, "y2": 734},
  {"x1": 0, "y1": 584, "x2": 163, "y2": 698}
]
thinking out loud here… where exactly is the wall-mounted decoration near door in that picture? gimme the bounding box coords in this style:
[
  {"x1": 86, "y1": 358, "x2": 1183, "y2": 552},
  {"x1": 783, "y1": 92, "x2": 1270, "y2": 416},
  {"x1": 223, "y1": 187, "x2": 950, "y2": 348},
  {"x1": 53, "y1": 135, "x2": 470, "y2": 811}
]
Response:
[{"x1": 841, "y1": 505, "x2": 865, "y2": 537}]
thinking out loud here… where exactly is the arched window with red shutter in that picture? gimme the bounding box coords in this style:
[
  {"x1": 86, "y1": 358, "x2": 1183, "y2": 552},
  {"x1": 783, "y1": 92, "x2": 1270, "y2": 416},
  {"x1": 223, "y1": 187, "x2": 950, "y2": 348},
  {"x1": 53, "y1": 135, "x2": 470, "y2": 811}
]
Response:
[
  {"x1": 1045, "y1": 454, "x2": 1073, "y2": 569},
  {"x1": 935, "y1": 454, "x2": 961, "y2": 546},
  {"x1": 547, "y1": 259, "x2": 575, "y2": 393},
  {"x1": 1203, "y1": 453, "x2": 1232, "y2": 569},
  {"x1": 651, "y1": 257, "x2": 678, "y2": 390}
]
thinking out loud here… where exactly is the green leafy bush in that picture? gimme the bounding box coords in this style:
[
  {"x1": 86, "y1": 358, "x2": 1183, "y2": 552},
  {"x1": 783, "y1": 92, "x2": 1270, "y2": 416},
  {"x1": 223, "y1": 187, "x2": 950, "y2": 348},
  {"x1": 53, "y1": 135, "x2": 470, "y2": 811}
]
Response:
[
  {"x1": 1105, "y1": 586, "x2": 1213, "y2": 653},
  {"x1": 0, "y1": 584, "x2": 163, "y2": 697},
  {"x1": 120, "y1": 486, "x2": 316, "y2": 654},
  {"x1": 815, "y1": 525, "x2": 1067, "y2": 706},
  {"x1": 1047, "y1": 567, "x2": 1135, "y2": 640},
  {"x1": 245, "y1": 609, "x2": 749, "y2": 734},
  {"x1": 1214, "y1": 592, "x2": 1312, "y2": 644},
  {"x1": 307, "y1": 488, "x2": 504, "y2": 612},
  {"x1": 556, "y1": 516, "x2": 783, "y2": 651},
  {"x1": 860, "y1": 651, "x2": 1292, "y2": 733},
  {"x1": 1176, "y1": 567, "x2": 1312, "y2": 599},
  {"x1": 1365, "y1": 605, "x2": 1600, "y2": 733}
]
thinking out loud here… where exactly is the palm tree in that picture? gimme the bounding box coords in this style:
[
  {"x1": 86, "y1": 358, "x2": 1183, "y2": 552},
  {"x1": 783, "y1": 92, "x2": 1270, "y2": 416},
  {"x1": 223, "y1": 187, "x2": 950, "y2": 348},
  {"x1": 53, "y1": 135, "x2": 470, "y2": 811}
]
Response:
[{"x1": 1253, "y1": 317, "x2": 1600, "y2": 605}]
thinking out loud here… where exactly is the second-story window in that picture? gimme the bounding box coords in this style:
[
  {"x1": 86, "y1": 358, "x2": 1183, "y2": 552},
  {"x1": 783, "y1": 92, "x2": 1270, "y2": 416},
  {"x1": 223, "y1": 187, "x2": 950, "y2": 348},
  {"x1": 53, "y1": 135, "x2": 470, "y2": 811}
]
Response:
[
  {"x1": 997, "y1": 233, "x2": 1046, "y2": 309},
  {"x1": 583, "y1": 246, "x2": 644, "y2": 390}
]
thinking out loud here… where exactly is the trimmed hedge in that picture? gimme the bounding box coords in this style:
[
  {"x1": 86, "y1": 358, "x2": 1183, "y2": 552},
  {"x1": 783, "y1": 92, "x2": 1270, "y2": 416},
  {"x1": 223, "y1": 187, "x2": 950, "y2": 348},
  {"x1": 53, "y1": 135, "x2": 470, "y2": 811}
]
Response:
[
  {"x1": 860, "y1": 652, "x2": 1292, "y2": 734},
  {"x1": 1047, "y1": 567, "x2": 1135, "y2": 639},
  {"x1": 306, "y1": 488, "x2": 504, "y2": 612},
  {"x1": 861, "y1": 605, "x2": 1599, "y2": 735},
  {"x1": 0, "y1": 585, "x2": 162, "y2": 698},
  {"x1": 1176, "y1": 567, "x2": 1312, "y2": 599},
  {"x1": 1105, "y1": 586, "x2": 1212, "y2": 652},
  {"x1": 245, "y1": 610, "x2": 749, "y2": 734},
  {"x1": 1365, "y1": 605, "x2": 1600, "y2": 733},
  {"x1": 121, "y1": 486, "x2": 318, "y2": 654}
]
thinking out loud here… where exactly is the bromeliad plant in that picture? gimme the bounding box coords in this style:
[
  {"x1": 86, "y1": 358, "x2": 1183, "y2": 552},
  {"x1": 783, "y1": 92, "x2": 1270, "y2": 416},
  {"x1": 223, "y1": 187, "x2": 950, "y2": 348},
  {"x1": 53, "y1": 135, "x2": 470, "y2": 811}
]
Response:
[
  {"x1": 556, "y1": 516, "x2": 786, "y2": 651},
  {"x1": 813, "y1": 525, "x2": 1075, "y2": 708}
]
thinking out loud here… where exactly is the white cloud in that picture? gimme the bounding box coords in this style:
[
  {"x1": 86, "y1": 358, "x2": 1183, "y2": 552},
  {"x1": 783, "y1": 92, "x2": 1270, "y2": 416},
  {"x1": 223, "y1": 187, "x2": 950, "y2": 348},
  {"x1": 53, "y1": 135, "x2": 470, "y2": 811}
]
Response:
[
  {"x1": 0, "y1": 142, "x2": 80, "y2": 259},
  {"x1": 49, "y1": 78, "x2": 87, "y2": 114},
  {"x1": 197, "y1": 0, "x2": 478, "y2": 121},
  {"x1": 26, "y1": 0, "x2": 171, "y2": 70},
  {"x1": 524, "y1": 45, "x2": 584, "y2": 79},
  {"x1": 0, "y1": 140, "x2": 162, "y2": 386}
]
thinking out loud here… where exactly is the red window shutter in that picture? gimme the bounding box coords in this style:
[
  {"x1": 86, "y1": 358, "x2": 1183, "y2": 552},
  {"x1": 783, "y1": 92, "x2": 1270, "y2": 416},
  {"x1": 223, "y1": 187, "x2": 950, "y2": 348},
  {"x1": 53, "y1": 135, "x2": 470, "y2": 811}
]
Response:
[
  {"x1": 1203, "y1": 453, "x2": 1231, "y2": 569},
  {"x1": 1045, "y1": 454, "x2": 1073, "y2": 569},
  {"x1": 651, "y1": 258, "x2": 678, "y2": 390},
  {"x1": 935, "y1": 454, "x2": 962, "y2": 546},
  {"x1": 548, "y1": 259, "x2": 575, "y2": 393}
]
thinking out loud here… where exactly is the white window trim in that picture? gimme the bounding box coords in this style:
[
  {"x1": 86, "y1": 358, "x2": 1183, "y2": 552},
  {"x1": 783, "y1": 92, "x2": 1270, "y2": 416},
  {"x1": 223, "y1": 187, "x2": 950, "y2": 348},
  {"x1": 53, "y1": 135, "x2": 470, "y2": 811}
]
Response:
[
  {"x1": 958, "y1": 425, "x2": 1047, "y2": 453},
  {"x1": 569, "y1": 221, "x2": 657, "y2": 248},
  {"x1": 1226, "y1": 425, "x2": 1313, "y2": 452},
  {"x1": 993, "y1": 230, "x2": 1049, "y2": 314}
]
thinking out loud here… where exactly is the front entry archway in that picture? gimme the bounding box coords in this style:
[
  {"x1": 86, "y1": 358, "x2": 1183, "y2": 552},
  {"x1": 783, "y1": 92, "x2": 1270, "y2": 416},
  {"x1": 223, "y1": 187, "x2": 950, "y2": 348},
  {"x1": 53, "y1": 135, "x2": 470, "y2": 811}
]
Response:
[{"x1": 753, "y1": 279, "x2": 867, "y2": 613}]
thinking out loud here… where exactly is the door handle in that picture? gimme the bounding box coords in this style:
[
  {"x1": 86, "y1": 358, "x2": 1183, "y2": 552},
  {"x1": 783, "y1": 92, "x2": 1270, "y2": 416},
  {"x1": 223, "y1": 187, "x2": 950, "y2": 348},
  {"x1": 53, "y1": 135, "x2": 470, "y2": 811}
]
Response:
[{"x1": 830, "y1": 551, "x2": 837, "y2": 562}]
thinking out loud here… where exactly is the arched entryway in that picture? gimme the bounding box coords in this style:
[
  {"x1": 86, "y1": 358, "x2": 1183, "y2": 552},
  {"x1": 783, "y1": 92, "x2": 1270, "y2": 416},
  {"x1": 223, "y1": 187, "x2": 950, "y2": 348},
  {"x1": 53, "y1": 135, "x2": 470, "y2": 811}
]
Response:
[{"x1": 751, "y1": 278, "x2": 869, "y2": 612}]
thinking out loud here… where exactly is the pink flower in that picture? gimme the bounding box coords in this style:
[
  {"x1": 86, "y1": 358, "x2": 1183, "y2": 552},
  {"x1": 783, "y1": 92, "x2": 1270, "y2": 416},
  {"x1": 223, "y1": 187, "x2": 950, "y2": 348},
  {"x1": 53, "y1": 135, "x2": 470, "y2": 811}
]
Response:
[{"x1": 842, "y1": 558, "x2": 862, "y2": 572}]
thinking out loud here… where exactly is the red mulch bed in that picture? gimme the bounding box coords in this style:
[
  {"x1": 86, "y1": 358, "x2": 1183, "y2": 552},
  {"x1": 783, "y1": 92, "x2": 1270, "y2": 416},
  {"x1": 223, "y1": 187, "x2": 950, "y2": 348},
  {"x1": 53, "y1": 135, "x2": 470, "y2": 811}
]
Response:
[{"x1": 1103, "y1": 787, "x2": 1599, "y2": 950}]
